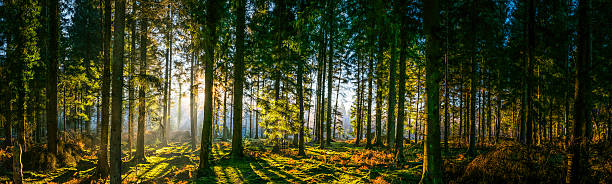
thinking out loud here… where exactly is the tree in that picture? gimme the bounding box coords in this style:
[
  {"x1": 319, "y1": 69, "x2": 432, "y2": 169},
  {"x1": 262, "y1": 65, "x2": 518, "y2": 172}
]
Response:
[
  {"x1": 198, "y1": 0, "x2": 222, "y2": 174},
  {"x1": 326, "y1": 1, "x2": 335, "y2": 145},
  {"x1": 190, "y1": 40, "x2": 198, "y2": 148},
  {"x1": 566, "y1": 0, "x2": 591, "y2": 183},
  {"x1": 97, "y1": 0, "x2": 112, "y2": 177},
  {"x1": 110, "y1": 0, "x2": 126, "y2": 182},
  {"x1": 394, "y1": 0, "x2": 407, "y2": 165},
  {"x1": 420, "y1": 0, "x2": 443, "y2": 182},
  {"x1": 231, "y1": 0, "x2": 246, "y2": 159},
  {"x1": 386, "y1": 27, "x2": 397, "y2": 148},
  {"x1": 466, "y1": 0, "x2": 477, "y2": 156},
  {"x1": 297, "y1": 0, "x2": 307, "y2": 156},
  {"x1": 46, "y1": 0, "x2": 60, "y2": 157},
  {"x1": 128, "y1": 0, "x2": 137, "y2": 156},
  {"x1": 134, "y1": 0, "x2": 148, "y2": 163}
]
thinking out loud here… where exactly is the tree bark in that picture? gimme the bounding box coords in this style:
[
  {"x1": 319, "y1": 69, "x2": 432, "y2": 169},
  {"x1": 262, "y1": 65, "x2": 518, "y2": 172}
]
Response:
[
  {"x1": 199, "y1": 0, "x2": 221, "y2": 174},
  {"x1": 134, "y1": 2, "x2": 148, "y2": 162},
  {"x1": 326, "y1": 8, "x2": 334, "y2": 145},
  {"x1": 420, "y1": 0, "x2": 443, "y2": 182},
  {"x1": 46, "y1": 0, "x2": 59, "y2": 157},
  {"x1": 128, "y1": 3, "x2": 137, "y2": 156},
  {"x1": 386, "y1": 28, "x2": 398, "y2": 148},
  {"x1": 97, "y1": 0, "x2": 111, "y2": 177},
  {"x1": 566, "y1": 0, "x2": 591, "y2": 183},
  {"x1": 395, "y1": 5, "x2": 408, "y2": 164},
  {"x1": 110, "y1": 0, "x2": 126, "y2": 182},
  {"x1": 231, "y1": 0, "x2": 246, "y2": 159}
]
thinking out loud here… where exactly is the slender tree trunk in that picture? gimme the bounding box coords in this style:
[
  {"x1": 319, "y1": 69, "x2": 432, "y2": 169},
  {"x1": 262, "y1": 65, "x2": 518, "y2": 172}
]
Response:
[
  {"x1": 566, "y1": 0, "x2": 591, "y2": 182},
  {"x1": 443, "y1": 25, "x2": 450, "y2": 152},
  {"x1": 319, "y1": 29, "x2": 327, "y2": 148},
  {"x1": 496, "y1": 64, "x2": 501, "y2": 143},
  {"x1": 467, "y1": 56, "x2": 477, "y2": 155},
  {"x1": 198, "y1": 0, "x2": 221, "y2": 174},
  {"x1": 297, "y1": 0, "x2": 307, "y2": 154},
  {"x1": 394, "y1": 2, "x2": 408, "y2": 163},
  {"x1": 366, "y1": 47, "x2": 373, "y2": 148},
  {"x1": 386, "y1": 29, "x2": 398, "y2": 148},
  {"x1": 231, "y1": 0, "x2": 246, "y2": 159},
  {"x1": 46, "y1": 0, "x2": 59, "y2": 157},
  {"x1": 355, "y1": 56, "x2": 362, "y2": 147},
  {"x1": 255, "y1": 76, "x2": 260, "y2": 139},
  {"x1": 375, "y1": 34, "x2": 384, "y2": 146},
  {"x1": 459, "y1": 69, "x2": 463, "y2": 143},
  {"x1": 110, "y1": 0, "x2": 126, "y2": 182},
  {"x1": 97, "y1": 0, "x2": 112, "y2": 177},
  {"x1": 420, "y1": 0, "x2": 443, "y2": 182},
  {"x1": 415, "y1": 69, "x2": 421, "y2": 142},
  {"x1": 326, "y1": 11, "x2": 334, "y2": 145},
  {"x1": 466, "y1": 0, "x2": 477, "y2": 155},
  {"x1": 134, "y1": 3, "x2": 148, "y2": 162},
  {"x1": 128, "y1": 5, "x2": 137, "y2": 156},
  {"x1": 190, "y1": 42, "x2": 198, "y2": 148}
]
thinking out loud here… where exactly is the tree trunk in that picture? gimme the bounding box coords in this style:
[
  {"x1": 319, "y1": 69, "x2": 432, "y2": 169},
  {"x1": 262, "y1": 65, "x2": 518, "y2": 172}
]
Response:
[
  {"x1": 394, "y1": 1, "x2": 408, "y2": 163},
  {"x1": 355, "y1": 56, "x2": 362, "y2": 147},
  {"x1": 198, "y1": 0, "x2": 221, "y2": 175},
  {"x1": 97, "y1": 0, "x2": 112, "y2": 177},
  {"x1": 46, "y1": 0, "x2": 59, "y2": 157},
  {"x1": 386, "y1": 29, "x2": 398, "y2": 148},
  {"x1": 420, "y1": 0, "x2": 443, "y2": 182},
  {"x1": 467, "y1": 56, "x2": 477, "y2": 155},
  {"x1": 231, "y1": 0, "x2": 246, "y2": 159},
  {"x1": 190, "y1": 43, "x2": 198, "y2": 148},
  {"x1": 566, "y1": 0, "x2": 591, "y2": 182},
  {"x1": 326, "y1": 9, "x2": 334, "y2": 145},
  {"x1": 366, "y1": 45, "x2": 373, "y2": 149},
  {"x1": 375, "y1": 32, "x2": 384, "y2": 146},
  {"x1": 128, "y1": 4, "x2": 137, "y2": 156},
  {"x1": 110, "y1": 0, "x2": 126, "y2": 182},
  {"x1": 134, "y1": 4, "x2": 148, "y2": 162}
]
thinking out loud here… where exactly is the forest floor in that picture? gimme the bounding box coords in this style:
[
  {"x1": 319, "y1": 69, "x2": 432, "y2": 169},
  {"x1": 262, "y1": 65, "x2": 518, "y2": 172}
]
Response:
[{"x1": 1, "y1": 138, "x2": 611, "y2": 183}]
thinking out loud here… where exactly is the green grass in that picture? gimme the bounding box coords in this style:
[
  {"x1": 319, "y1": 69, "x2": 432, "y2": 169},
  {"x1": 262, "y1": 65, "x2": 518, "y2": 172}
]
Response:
[{"x1": 12, "y1": 140, "x2": 428, "y2": 184}]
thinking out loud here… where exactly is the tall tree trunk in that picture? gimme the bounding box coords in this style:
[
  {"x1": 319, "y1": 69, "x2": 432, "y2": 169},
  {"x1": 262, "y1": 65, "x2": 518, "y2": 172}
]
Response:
[
  {"x1": 110, "y1": 0, "x2": 126, "y2": 182},
  {"x1": 355, "y1": 56, "x2": 362, "y2": 147},
  {"x1": 128, "y1": 4, "x2": 137, "y2": 156},
  {"x1": 222, "y1": 75, "x2": 228, "y2": 140},
  {"x1": 46, "y1": 0, "x2": 59, "y2": 157},
  {"x1": 394, "y1": 1, "x2": 408, "y2": 163},
  {"x1": 467, "y1": 56, "x2": 477, "y2": 155},
  {"x1": 319, "y1": 29, "x2": 327, "y2": 148},
  {"x1": 97, "y1": 0, "x2": 112, "y2": 177},
  {"x1": 326, "y1": 9, "x2": 334, "y2": 145},
  {"x1": 386, "y1": 29, "x2": 398, "y2": 148},
  {"x1": 566, "y1": 0, "x2": 591, "y2": 182},
  {"x1": 190, "y1": 42, "x2": 198, "y2": 148},
  {"x1": 366, "y1": 46, "x2": 373, "y2": 149},
  {"x1": 524, "y1": 0, "x2": 535, "y2": 146},
  {"x1": 375, "y1": 33, "x2": 384, "y2": 146},
  {"x1": 198, "y1": 0, "x2": 221, "y2": 174},
  {"x1": 134, "y1": 3, "x2": 148, "y2": 162},
  {"x1": 443, "y1": 17, "x2": 450, "y2": 152},
  {"x1": 420, "y1": 0, "x2": 443, "y2": 182},
  {"x1": 459, "y1": 67, "x2": 463, "y2": 143},
  {"x1": 466, "y1": 0, "x2": 477, "y2": 156},
  {"x1": 231, "y1": 0, "x2": 246, "y2": 159},
  {"x1": 333, "y1": 68, "x2": 342, "y2": 140}
]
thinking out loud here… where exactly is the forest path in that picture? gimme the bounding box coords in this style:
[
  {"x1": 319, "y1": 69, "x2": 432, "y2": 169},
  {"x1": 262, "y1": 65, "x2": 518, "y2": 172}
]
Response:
[{"x1": 20, "y1": 139, "x2": 434, "y2": 183}]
